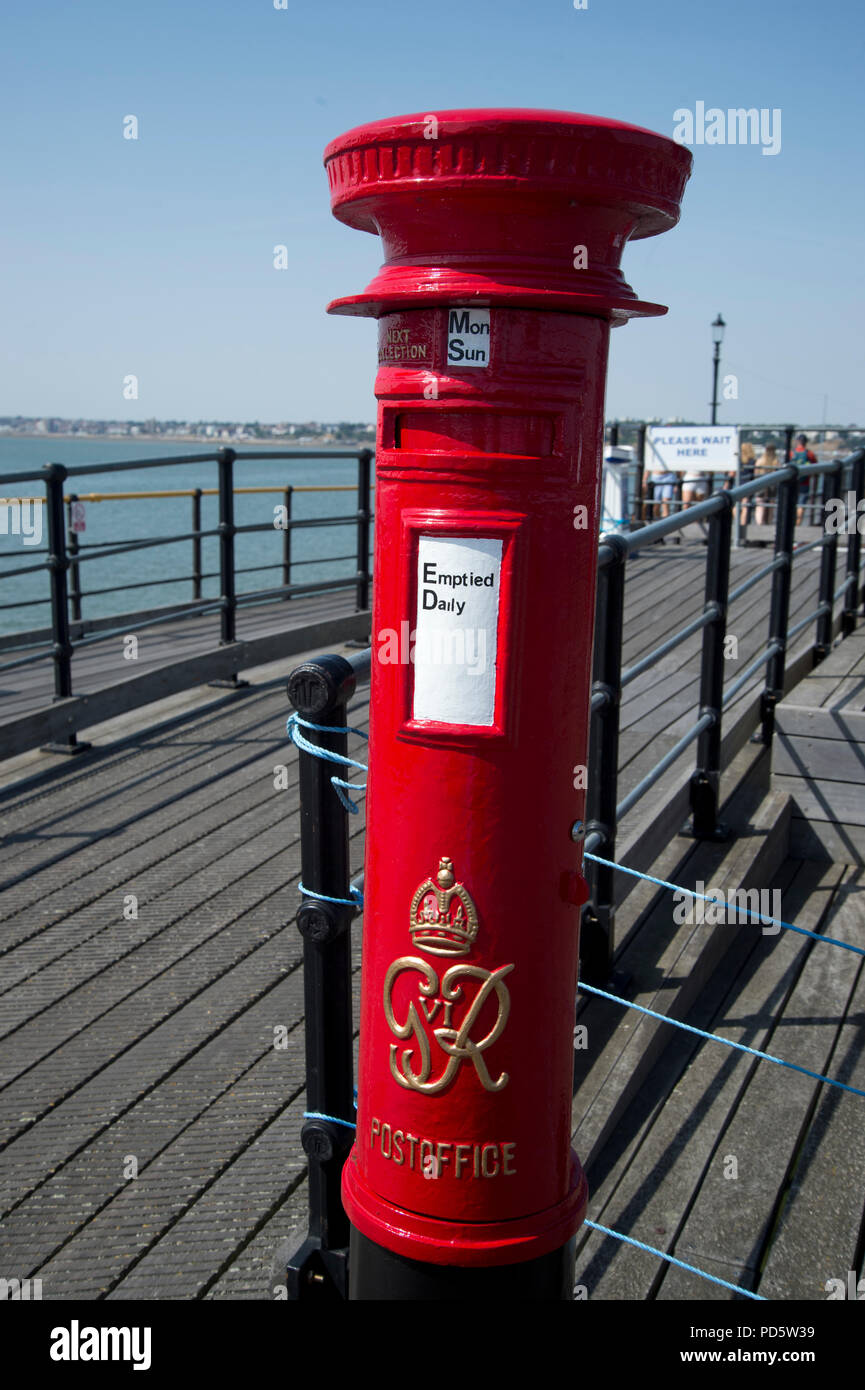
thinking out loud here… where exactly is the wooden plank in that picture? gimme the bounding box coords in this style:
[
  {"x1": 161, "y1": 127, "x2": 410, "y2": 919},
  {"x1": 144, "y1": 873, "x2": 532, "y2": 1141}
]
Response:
[
  {"x1": 773, "y1": 773, "x2": 865, "y2": 826},
  {"x1": 614, "y1": 555, "x2": 824, "y2": 749},
  {"x1": 759, "y1": 949, "x2": 865, "y2": 1300},
  {"x1": 573, "y1": 859, "x2": 830, "y2": 1301},
  {"x1": 572, "y1": 788, "x2": 792, "y2": 1168},
  {"x1": 804, "y1": 631, "x2": 865, "y2": 679},
  {"x1": 788, "y1": 815, "x2": 865, "y2": 865},
  {"x1": 656, "y1": 864, "x2": 863, "y2": 1298},
  {"x1": 776, "y1": 706, "x2": 865, "y2": 741},
  {"x1": 619, "y1": 544, "x2": 772, "y2": 662},
  {"x1": 0, "y1": 685, "x2": 301, "y2": 882},
  {"x1": 0, "y1": 610, "x2": 370, "y2": 759},
  {"x1": 588, "y1": 637, "x2": 823, "y2": 935},
  {"x1": 619, "y1": 683, "x2": 696, "y2": 740},
  {"x1": 0, "y1": 971, "x2": 307, "y2": 1283},
  {"x1": 622, "y1": 549, "x2": 780, "y2": 675},
  {"x1": 812, "y1": 675, "x2": 865, "y2": 711},
  {"x1": 791, "y1": 676, "x2": 865, "y2": 712},
  {"x1": 784, "y1": 646, "x2": 865, "y2": 708},
  {"x1": 774, "y1": 733, "x2": 865, "y2": 781},
  {"x1": 0, "y1": 591, "x2": 356, "y2": 703},
  {"x1": 609, "y1": 702, "x2": 770, "y2": 923}
]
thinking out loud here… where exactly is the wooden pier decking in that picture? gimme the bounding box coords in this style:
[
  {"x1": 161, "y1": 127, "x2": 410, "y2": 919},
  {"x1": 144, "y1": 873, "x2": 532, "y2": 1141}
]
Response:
[
  {"x1": 775, "y1": 629, "x2": 865, "y2": 863},
  {"x1": 0, "y1": 588, "x2": 369, "y2": 759},
  {"x1": 571, "y1": 628, "x2": 865, "y2": 1300},
  {"x1": 571, "y1": 853, "x2": 865, "y2": 1301},
  {"x1": 0, "y1": 534, "x2": 861, "y2": 1300},
  {"x1": 0, "y1": 591, "x2": 360, "y2": 721}
]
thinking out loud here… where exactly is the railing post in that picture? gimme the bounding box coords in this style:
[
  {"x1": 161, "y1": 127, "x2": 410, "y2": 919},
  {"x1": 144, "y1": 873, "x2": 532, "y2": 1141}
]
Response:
[
  {"x1": 355, "y1": 449, "x2": 372, "y2": 612},
  {"x1": 191, "y1": 488, "x2": 202, "y2": 601},
  {"x1": 66, "y1": 492, "x2": 82, "y2": 623},
  {"x1": 842, "y1": 451, "x2": 864, "y2": 635},
  {"x1": 814, "y1": 461, "x2": 842, "y2": 663},
  {"x1": 609, "y1": 420, "x2": 619, "y2": 447},
  {"x1": 784, "y1": 425, "x2": 795, "y2": 462},
  {"x1": 42, "y1": 463, "x2": 87, "y2": 754},
  {"x1": 688, "y1": 493, "x2": 733, "y2": 838},
  {"x1": 281, "y1": 654, "x2": 358, "y2": 1300},
  {"x1": 756, "y1": 466, "x2": 797, "y2": 745},
  {"x1": 635, "y1": 422, "x2": 647, "y2": 524},
  {"x1": 45, "y1": 464, "x2": 72, "y2": 699},
  {"x1": 582, "y1": 536, "x2": 627, "y2": 983},
  {"x1": 209, "y1": 447, "x2": 247, "y2": 688},
  {"x1": 216, "y1": 446, "x2": 237, "y2": 644},
  {"x1": 282, "y1": 485, "x2": 293, "y2": 599}
]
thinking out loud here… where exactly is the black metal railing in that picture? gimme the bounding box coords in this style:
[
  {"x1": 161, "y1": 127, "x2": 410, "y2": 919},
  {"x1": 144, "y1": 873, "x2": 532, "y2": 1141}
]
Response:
[
  {"x1": 3, "y1": 426, "x2": 861, "y2": 757},
  {"x1": 580, "y1": 447, "x2": 865, "y2": 977},
  {"x1": 606, "y1": 421, "x2": 863, "y2": 534},
  {"x1": 0, "y1": 446, "x2": 374, "y2": 747},
  {"x1": 282, "y1": 647, "x2": 371, "y2": 1300}
]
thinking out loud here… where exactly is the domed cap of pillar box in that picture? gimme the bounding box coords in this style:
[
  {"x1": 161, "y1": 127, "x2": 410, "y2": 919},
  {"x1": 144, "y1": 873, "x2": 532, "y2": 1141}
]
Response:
[{"x1": 324, "y1": 108, "x2": 692, "y2": 323}]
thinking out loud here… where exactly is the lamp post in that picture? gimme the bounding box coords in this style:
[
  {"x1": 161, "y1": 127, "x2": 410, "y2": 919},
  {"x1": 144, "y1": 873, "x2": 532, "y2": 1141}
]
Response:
[{"x1": 710, "y1": 313, "x2": 725, "y2": 424}]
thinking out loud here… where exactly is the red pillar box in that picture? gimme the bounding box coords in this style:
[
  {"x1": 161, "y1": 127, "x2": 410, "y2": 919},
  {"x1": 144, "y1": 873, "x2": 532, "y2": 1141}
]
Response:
[{"x1": 325, "y1": 109, "x2": 691, "y2": 1295}]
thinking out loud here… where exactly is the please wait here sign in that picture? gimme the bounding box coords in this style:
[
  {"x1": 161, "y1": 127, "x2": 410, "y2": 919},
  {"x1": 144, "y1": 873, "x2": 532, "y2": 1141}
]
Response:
[{"x1": 647, "y1": 426, "x2": 740, "y2": 472}]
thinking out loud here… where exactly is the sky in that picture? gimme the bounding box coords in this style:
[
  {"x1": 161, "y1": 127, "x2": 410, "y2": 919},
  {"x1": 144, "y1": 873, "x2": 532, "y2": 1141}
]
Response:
[{"x1": 2, "y1": 0, "x2": 863, "y2": 428}]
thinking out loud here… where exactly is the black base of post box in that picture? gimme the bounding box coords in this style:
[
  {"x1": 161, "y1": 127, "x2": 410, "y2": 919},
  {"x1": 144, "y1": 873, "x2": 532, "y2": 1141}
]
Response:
[{"x1": 348, "y1": 1231, "x2": 576, "y2": 1301}]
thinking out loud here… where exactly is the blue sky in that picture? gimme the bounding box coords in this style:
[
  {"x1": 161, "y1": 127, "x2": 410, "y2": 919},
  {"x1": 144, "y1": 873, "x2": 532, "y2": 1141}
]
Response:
[{"x1": 2, "y1": 0, "x2": 863, "y2": 426}]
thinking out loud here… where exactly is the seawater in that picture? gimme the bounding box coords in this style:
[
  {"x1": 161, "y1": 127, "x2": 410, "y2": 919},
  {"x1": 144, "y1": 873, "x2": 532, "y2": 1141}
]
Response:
[{"x1": 0, "y1": 439, "x2": 369, "y2": 638}]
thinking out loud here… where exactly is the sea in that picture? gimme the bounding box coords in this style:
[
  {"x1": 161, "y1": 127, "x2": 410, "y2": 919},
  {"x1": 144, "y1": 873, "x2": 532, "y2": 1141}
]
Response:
[{"x1": 0, "y1": 438, "x2": 369, "y2": 639}]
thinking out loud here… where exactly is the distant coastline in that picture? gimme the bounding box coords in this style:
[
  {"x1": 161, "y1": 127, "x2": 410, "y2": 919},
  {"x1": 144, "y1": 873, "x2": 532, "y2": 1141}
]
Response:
[
  {"x1": 6, "y1": 433, "x2": 357, "y2": 445},
  {"x1": 0, "y1": 417, "x2": 377, "y2": 449}
]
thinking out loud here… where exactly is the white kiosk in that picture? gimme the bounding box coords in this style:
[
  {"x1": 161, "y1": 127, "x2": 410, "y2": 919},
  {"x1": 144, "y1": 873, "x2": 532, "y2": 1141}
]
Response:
[{"x1": 601, "y1": 445, "x2": 635, "y2": 534}]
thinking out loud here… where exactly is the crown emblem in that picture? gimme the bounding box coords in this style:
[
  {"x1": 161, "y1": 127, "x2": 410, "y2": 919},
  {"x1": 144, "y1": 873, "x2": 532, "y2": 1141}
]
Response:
[{"x1": 409, "y1": 857, "x2": 478, "y2": 957}]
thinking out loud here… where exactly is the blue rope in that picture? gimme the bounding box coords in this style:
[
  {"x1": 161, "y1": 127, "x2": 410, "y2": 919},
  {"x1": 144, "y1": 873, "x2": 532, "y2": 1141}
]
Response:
[
  {"x1": 286, "y1": 713, "x2": 369, "y2": 813},
  {"x1": 584, "y1": 851, "x2": 865, "y2": 959},
  {"x1": 303, "y1": 1110, "x2": 357, "y2": 1129},
  {"x1": 299, "y1": 882, "x2": 364, "y2": 910},
  {"x1": 579, "y1": 981, "x2": 865, "y2": 1099},
  {"x1": 304, "y1": 1094, "x2": 359, "y2": 1123},
  {"x1": 583, "y1": 1219, "x2": 765, "y2": 1301}
]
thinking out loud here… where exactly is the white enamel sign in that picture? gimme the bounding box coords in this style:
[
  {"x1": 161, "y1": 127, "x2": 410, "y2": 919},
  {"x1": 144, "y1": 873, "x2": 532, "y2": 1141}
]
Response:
[
  {"x1": 647, "y1": 425, "x2": 740, "y2": 472},
  {"x1": 446, "y1": 308, "x2": 491, "y2": 368},
  {"x1": 412, "y1": 535, "x2": 502, "y2": 726}
]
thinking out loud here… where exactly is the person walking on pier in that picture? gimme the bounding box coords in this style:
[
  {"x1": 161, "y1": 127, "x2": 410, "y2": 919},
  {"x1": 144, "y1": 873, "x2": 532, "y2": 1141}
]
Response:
[
  {"x1": 682, "y1": 467, "x2": 710, "y2": 509},
  {"x1": 651, "y1": 466, "x2": 677, "y2": 519},
  {"x1": 754, "y1": 443, "x2": 781, "y2": 527},
  {"x1": 738, "y1": 441, "x2": 756, "y2": 526},
  {"x1": 792, "y1": 432, "x2": 818, "y2": 524}
]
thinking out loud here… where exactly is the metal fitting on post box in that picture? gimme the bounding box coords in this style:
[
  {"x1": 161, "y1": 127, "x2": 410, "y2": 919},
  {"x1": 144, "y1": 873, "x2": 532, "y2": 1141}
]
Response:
[{"x1": 324, "y1": 109, "x2": 691, "y2": 1296}]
